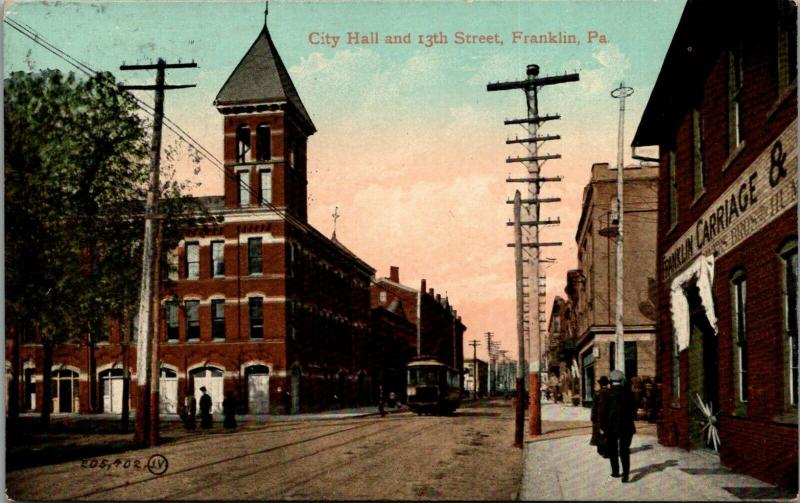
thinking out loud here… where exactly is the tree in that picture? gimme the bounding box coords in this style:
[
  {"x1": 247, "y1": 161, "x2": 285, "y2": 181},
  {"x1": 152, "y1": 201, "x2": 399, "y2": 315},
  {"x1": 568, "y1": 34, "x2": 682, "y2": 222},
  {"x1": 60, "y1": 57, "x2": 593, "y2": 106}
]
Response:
[{"x1": 5, "y1": 69, "x2": 201, "y2": 428}]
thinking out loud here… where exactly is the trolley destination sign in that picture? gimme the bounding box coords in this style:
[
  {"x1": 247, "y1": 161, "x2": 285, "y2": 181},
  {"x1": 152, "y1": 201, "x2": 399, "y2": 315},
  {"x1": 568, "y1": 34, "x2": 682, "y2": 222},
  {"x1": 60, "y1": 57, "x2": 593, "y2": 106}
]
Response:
[{"x1": 663, "y1": 120, "x2": 798, "y2": 281}]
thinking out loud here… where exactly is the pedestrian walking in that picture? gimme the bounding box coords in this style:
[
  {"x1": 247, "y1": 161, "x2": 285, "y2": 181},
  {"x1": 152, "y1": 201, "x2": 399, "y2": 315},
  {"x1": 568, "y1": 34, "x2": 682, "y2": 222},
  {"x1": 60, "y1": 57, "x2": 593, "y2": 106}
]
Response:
[
  {"x1": 377, "y1": 385, "x2": 387, "y2": 417},
  {"x1": 183, "y1": 394, "x2": 197, "y2": 431},
  {"x1": 598, "y1": 369, "x2": 637, "y2": 482},
  {"x1": 590, "y1": 376, "x2": 610, "y2": 458},
  {"x1": 199, "y1": 386, "x2": 213, "y2": 429},
  {"x1": 223, "y1": 391, "x2": 237, "y2": 429}
]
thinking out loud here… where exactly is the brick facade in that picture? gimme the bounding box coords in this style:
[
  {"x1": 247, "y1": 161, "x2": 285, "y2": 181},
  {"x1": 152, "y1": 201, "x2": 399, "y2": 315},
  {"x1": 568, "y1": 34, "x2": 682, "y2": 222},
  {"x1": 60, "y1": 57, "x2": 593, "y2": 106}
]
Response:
[
  {"x1": 370, "y1": 267, "x2": 467, "y2": 393},
  {"x1": 6, "y1": 22, "x2": 379, "y2": 417},
  {"x1": 566, "y1": 162, "x2": 659, "y2": 405},
  {"x1": 633, "y1": 0, "x2": 797, "y2": 489}
]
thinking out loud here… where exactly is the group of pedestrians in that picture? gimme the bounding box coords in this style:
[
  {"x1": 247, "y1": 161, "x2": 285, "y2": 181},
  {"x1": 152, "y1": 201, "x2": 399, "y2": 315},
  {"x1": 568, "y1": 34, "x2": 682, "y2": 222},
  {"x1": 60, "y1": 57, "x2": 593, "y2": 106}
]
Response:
[
  {"x1": 182, "y1": 387, "x2": 238, "y2": 431},
  {"x1": 590, "y1": 370, "x2": 637, "y2": 483}
]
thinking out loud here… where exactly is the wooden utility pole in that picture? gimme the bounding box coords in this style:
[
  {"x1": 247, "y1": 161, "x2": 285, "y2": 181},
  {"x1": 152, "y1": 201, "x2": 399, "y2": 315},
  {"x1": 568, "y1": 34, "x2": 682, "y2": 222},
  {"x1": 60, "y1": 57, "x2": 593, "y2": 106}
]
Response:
[
  {"x1": 489, "y1": 64, "x2": 579, "y2": 438},
  {"x1": 611, "y1": 83, "x2": 634, "y2": 373},
  {"x1": 485, "y1": 332, "x2": 495, "y2": 396},
  {"x1": 120, "y1": 59, "x2": 196, "y2": 446},
  {"x1": 468, "y1": 339, "x2": 480, "y2": 399},
  {"x1": 512, "y1": 191, "x2": 525, "y2": 447}
]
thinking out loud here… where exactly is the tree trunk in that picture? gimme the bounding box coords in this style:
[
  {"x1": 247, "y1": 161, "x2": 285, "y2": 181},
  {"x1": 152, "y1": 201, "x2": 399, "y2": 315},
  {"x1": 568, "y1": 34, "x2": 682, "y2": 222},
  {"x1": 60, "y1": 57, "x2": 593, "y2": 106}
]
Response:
[
  {"x1": 40, "y1": 340, "x2": 53, "y2": 429},
  {"x1": 121, "y1": 309, "x2": 131, "y2": 433},
  {"x1": 88, "y1": 331, "x2": 97, "y2": 413}
]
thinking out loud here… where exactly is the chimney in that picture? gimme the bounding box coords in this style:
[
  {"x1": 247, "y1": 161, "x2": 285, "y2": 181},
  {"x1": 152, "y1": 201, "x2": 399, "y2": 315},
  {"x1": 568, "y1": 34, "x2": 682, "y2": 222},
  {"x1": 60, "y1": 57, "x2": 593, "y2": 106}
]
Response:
[
  {"x1": 436, "y1": 294, "x2": 441, "y2": 303},
  {"x1": 420, "y1": 279, "x2": 426, "y2": 293},
  {"x1": 429, "y1": 288, "x2": 434, "y2": 296},
  {"x1": 389, "y1": 266, "x2": 399, "y2": 283}
]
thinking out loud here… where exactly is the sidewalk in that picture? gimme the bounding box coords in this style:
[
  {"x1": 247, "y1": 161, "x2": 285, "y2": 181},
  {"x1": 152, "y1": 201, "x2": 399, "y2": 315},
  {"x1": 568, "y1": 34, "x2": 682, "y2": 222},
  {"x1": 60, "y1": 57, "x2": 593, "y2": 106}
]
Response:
[{"x1": 520, "y1": 401, "x2": 796, "y2": 501}]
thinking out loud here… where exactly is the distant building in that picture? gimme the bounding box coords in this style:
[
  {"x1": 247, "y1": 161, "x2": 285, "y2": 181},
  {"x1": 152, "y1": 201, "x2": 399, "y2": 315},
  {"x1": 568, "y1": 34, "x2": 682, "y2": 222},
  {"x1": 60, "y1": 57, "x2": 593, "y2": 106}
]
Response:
[
  {"x1": 463, "y1": 358, "x2": 488, "y2": 397},
  {"x1": 571, "y1": 162, "x2": 659, "y2": 406},
  {"x1": 632, "y1": 0, "x2": 797, "y2": 489},
  {"x1": 546, "y1": 296, "x2": 579, "y2": 403},
  {"x1": 370, "y1": 267, "x2": 466, "y2": 394}
]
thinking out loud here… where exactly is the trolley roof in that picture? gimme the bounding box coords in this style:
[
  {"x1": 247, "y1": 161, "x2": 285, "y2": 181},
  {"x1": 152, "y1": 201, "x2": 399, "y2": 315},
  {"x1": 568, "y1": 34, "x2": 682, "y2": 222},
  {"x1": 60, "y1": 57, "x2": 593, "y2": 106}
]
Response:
[{"x1": 407, "y1": 360, "x2": 448, "y2": 368}]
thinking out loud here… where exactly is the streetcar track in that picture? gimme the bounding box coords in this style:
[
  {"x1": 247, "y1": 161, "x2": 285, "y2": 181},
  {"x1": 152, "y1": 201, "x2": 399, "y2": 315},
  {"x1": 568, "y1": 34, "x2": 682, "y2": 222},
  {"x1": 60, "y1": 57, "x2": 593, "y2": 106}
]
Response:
[
  {"x1": 67, "y1": 420, "x2": 384, "y2": 500},
  {"x1": 162, "y1": 417, "x2": 431, "y2": 500},
  {"x1": 263, "y1": 416, "x2": 453, "y2": 500}
]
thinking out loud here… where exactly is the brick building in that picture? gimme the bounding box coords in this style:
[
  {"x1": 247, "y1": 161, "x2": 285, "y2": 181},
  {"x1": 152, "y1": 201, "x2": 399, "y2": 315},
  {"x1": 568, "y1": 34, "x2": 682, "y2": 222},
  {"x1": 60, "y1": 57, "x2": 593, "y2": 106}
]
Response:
[
  {"x1": 631, "y1": 0, "x2": 797, "y2": 489},
  {"x1": 545, "y1": 296, "x2": 580, "y2": 403},
  {"x1": 370, "y1": 267, "x2": 466, "y2": 394},
  {"x1": 7, "y1": 20, "x2": 379, "y2": 416},
  {"x1": 570, "y1": 162, "x2": 659, "y2": 406}
]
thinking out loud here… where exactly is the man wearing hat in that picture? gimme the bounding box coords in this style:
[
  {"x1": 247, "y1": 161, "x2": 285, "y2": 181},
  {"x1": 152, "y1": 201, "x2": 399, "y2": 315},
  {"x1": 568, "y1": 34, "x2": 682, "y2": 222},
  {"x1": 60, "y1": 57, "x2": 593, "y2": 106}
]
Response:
[
  {"x1": 598, "y1": 369, "x2": 637, "y2": 482},
  {"x1": 199, "y1": 386, "x2": 213, "y2": 429},
  {"x1": 590, "y1": 376, "x2": 611, "y2": 458}
]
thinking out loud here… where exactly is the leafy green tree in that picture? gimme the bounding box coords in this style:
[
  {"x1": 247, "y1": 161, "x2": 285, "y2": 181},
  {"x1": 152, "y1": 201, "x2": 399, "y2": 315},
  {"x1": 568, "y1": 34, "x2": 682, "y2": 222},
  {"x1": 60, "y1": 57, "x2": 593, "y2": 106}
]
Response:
[{"x1": 5, "y1": 69, "x2": 201, "y2": 429}]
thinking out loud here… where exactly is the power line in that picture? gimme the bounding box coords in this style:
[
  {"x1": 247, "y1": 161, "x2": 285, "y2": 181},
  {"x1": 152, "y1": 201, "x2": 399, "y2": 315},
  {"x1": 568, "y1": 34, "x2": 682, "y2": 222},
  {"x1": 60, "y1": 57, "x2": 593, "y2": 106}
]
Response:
[{"x1": 5, "y1": 17, "x2": 316, "y2": 239}]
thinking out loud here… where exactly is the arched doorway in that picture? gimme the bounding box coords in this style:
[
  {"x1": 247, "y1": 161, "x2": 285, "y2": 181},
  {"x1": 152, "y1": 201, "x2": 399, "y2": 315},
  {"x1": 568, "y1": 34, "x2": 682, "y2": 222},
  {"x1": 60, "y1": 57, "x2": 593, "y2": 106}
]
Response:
[
  {"x1": 159, "y1": 368, "x2": 178, "y2": 414},
  {"x1": 51, "y1": 368, "x2": 79, "y2": 413},
  {"x1": 245, "y1": 365, "x2": 270, "y2": 414},
  {"x1": 191, "y1": 366, "x2": 224, "y2": 414},
  {"x1": 99, "y1": 368, "x2": 124, "y2": 413},
  {"x1": 24, "y1": 367, "x2": 36, "y2": 411}
]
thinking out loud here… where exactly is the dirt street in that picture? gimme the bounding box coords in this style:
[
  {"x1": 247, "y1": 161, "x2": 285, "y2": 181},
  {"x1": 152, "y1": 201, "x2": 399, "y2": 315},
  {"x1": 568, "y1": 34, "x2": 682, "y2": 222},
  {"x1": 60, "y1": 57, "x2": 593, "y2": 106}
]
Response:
[{"x1": 7, "y1": 400, "x2": 522, "y2": 500}]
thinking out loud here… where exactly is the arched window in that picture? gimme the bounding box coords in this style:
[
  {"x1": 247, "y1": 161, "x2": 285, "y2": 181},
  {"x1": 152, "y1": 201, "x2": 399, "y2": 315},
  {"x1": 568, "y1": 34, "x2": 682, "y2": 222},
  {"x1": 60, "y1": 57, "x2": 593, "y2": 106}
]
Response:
[
  {"x1": 256, "y1": 124, "x2": 271, "y2": 161},
  {"x1": 236, "y1": 125, "x2": 251, "y2": 163}
]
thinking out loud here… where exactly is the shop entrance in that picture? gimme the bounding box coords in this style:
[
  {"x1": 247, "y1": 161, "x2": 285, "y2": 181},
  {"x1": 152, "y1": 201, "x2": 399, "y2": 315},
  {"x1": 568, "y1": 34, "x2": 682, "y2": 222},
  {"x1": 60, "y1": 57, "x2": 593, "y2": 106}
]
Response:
[{"x1": 686, "y1": 284, "x2": 719, "y2": 451}]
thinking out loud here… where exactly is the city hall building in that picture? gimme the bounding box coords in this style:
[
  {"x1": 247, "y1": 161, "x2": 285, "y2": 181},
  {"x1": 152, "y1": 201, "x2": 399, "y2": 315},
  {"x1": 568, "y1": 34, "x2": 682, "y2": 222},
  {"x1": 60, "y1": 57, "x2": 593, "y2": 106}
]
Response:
[
  {"x1": 632, "y1": 0, "x2": 797, "y2": 489},
  {"x1": 7, "y1": 19, "x2": 380, "y2": 416}
]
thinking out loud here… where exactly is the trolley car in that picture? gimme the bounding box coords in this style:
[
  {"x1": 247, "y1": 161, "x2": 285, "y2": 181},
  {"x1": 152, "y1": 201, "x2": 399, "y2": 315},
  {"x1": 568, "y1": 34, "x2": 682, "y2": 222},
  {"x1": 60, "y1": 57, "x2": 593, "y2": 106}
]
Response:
[{"x1": 406, "y1": 359, "x2": 462, "y2": 415}]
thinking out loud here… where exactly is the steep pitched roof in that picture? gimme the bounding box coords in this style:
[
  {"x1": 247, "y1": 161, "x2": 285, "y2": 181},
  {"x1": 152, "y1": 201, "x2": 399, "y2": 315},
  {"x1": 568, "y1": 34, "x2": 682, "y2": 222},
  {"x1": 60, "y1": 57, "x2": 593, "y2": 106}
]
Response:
[{"x1": 214, "y1": 24, "x2": 315, "y2": 134}]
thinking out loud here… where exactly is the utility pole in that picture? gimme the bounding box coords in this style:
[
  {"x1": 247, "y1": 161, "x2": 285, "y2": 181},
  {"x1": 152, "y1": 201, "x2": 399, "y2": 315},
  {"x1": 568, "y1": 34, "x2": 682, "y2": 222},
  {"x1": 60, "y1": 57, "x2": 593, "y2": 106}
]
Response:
[
  {"x1": 490, "y1": 65, "x2": 579, "y2": 437},
  {"x1": 512, "y1": 191, "x2": 525, "y2": 447},
  {"x1": 469, "y1": 339, "x2": 480, "y2": 399},
  {"x1": 610, "y1": 82, "x2": 633, "y2": 373},
  {"x1": 485, "y1": 332, "x2": 494, "y2": 396},
  {"x1": 120, "y1": 58, "x2": 196, "y2": 446}
]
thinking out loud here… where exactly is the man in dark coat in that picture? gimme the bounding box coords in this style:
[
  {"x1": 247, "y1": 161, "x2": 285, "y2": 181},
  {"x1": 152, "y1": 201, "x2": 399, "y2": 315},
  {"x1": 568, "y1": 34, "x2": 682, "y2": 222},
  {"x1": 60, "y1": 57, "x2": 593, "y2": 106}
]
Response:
[
  {"x1": 598, "y1": 369, "x2": 636, "y2": 482},
  {"x1": 183, "y1": 395, "x2": 197, "y2": 431},
  {"x1": 199, "y1": 386, "x2": 213, "y2": 429},
  {"x1": 222, "y1": 391, "x2": 237, "y2": 429},
  {"x1": 590, "y1": 376, "x2": 611, "y2": 457}
]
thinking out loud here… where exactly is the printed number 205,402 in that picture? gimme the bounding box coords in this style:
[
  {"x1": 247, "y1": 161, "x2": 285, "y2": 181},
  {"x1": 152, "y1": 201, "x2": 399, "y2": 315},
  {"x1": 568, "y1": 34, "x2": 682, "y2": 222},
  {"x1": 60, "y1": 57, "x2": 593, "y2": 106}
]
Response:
[{"x1": 81, "y1": 458, "x2": 143, "y2": 470}]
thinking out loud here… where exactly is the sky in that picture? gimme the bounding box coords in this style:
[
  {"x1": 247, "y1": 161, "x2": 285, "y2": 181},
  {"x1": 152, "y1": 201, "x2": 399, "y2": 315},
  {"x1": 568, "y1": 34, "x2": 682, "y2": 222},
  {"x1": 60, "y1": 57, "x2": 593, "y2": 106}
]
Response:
[{"x1": 4, "y1": 0, "x2": 686, "y2": 363}]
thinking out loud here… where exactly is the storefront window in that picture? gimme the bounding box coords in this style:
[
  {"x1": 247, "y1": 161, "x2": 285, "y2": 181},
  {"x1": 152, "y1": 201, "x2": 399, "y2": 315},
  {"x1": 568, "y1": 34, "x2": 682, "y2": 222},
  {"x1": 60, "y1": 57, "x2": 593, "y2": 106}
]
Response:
[
  {"x1": 731, "y1": 269, "x2": 748, "y2": 404},
  {"x1": 780, "y1": 240, "x2": 798, "y2": 407}
]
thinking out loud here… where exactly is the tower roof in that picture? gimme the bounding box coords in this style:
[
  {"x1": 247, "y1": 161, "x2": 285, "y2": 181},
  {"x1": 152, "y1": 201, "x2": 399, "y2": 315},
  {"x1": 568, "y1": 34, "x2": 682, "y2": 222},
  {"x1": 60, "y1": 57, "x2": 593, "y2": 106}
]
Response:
[{"x1": 214, "y1": 24, "x2": 315, "y2": 134}]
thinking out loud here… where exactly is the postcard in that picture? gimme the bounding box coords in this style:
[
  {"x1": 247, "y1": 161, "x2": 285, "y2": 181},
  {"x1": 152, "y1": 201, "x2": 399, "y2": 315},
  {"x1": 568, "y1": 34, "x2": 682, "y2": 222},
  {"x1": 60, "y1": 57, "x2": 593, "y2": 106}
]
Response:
[{"x1": 4, "y1": 0, "x2": 797, "y2": 500}]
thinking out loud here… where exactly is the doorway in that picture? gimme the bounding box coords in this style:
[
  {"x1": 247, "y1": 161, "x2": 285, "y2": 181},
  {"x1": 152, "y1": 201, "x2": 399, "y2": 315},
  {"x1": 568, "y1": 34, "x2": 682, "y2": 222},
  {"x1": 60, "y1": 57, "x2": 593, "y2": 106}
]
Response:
[
  {"x1": 245, "y1": 365, "x2": 270, "y2": 414},
  {"x1": 191, "y1": 366, "x2": 224, "y2": 414},
  {"x1": 99, "y1": 368, "x2": 124, "y2": 413},
  {"x1": 51, "y1": 369, "x2": 79, "y2": 413},
  {"x1": 159, "y1": 368, "x2": 178, "y2": 414},
  {"x1": 686, "y1": 284, "x2": 719, "y2": 451}
]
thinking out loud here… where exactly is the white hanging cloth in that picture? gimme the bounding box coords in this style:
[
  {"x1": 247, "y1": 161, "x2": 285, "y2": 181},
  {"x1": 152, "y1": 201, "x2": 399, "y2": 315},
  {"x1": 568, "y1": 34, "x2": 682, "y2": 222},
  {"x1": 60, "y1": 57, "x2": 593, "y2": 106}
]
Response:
[{"x1": 669, "y1": 254, "x2": 717, "y2": 352}]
